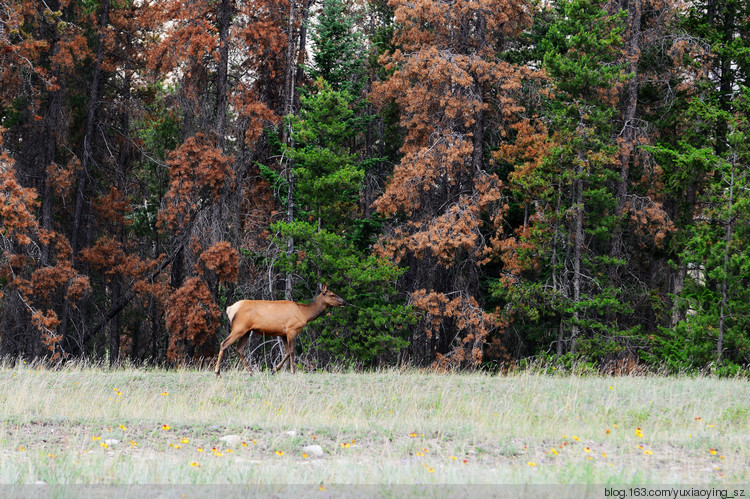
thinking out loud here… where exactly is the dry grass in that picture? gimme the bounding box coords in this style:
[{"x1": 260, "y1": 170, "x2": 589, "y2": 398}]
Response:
[{"x1": 0, "y1": 362, "x2": 748, "y2": 487}]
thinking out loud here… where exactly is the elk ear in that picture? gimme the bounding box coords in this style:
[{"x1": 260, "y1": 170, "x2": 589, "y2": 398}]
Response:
[{"x1": 319, "y1": 283, "x2": 328, "y2": 293}]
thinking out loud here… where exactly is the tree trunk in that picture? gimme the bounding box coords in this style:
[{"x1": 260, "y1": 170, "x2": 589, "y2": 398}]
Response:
[
  {"x1": 41, "y1": 5, "x2": 61, "y2": 266},
  {"x1": 571, "y1": 152, "x2": 584, "y2": 354},
  {"x1": 294, "y1": 0, "x2": 311, "y2": 106},
  {"x1": 62, "y1": 0, "x2": 110, "y2": 350},
  {"x1": 150, "y1": 296, "x2": 160, "y2": 361},
  {"x1": 553, "y1": 185, "x2": 563, "y2": 358},
  {"x1": 561, "y1": 187, "x2": 573, "y2": 354},
  {"x1": 109, "y1": 58, "x2": 133, "y2": 367},
  {"x1": 670, "y1": 263, "x2": 687, "y2": 328},
  {"x1": 611, "y1": 0, "x2": 641, "y2": 283},
  {"x1": 282, "y1": 0, "x2": 299, "y2": 300},
  {"x1": 110, "y1": 277, "x2": 122, "y2": 366},
  {"x1": 617, "y1": 0, "x2": 641, "y2": 204},
  {"x1": 718, "y1": 157, "x2": 736, "y2": 361},
  {"x1": 715, "y1": 7, "x2": 735, "y2": 158},
  {"x1": 471, "y1": 13, "x2": 486, "y2": 173},
  {"x1": 70, "y1": 0, "x2": 109, "y2": 255},
  {"x1": 216, "y1": 0, "x2": 231, "y2": 148}
]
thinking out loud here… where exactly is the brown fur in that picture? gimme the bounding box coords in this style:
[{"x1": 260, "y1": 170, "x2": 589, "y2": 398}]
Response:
[{"x1": 214, "y1": 284, "x2": 346, "y2": 376}]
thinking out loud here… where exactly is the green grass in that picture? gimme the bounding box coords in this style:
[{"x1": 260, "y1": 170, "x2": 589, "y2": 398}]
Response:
[{"x1": 0, "y1": 363, "x2": 748, "y2": 488}]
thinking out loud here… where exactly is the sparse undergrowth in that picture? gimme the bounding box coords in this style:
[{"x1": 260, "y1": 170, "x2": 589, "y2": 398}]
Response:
[{"x1": 0, "y1": 363, "x2": 747, "y2": 487}]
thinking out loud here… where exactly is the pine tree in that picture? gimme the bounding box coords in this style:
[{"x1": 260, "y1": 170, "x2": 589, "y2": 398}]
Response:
[
  {"x1": 287, "y1": 80, "x2": 364, "y2": 228},
  {"x1": 373, "y1": 0, "x2": 542, "y2": 367},
  {"x1": 498, "y1": 0, "x2": 635, "y2": 360},
  {"x1": 270, "y1": 80, "x2": 414, "y2": 368},
  {"x1": 644, "y1": 0, "x2": 750, "y2": 372},
  {"x1": 308, "y1": 0, "x2": 366, "y2": 95}
]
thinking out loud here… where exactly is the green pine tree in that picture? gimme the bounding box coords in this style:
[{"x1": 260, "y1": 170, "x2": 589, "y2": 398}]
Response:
[
  {"x1": 308, "y1": 0, "x2": 367, "y2": 95},
  {"x1": 648, "y1": 93, "x2": 750, "y2": 374},
  {"x1": 497, "y1": 0, "x2": 634, "y2": 362},
  {"x1": 271, "y1": 80, "x2": 415, "y2": 368},
  {"x1": 643, "y1": 0, "x2": 750, "y2": 373},
  {"x1": 286, "y1": 80, "x2": 364, "y2": 229}
]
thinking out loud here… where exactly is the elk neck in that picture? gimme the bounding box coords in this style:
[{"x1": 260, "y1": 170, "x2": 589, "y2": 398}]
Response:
[{"x1": 298, "y1": 293, "x2": 329, "y2": 322}]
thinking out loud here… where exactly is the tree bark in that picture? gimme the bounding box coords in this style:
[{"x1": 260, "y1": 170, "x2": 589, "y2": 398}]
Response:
[
  {"x1": 718, "y1": 157, "x2": 736, "y2": 361},
  {"x1": 611, "y1": 0, "x2": 641, "y2": 283},
  {"x1": 89, "y1": 245, "x2": 182, "y2": 346},
  {"x1": 715, "y1": 6, "x2": 735, "y2": 157},
  {"x1": 670, "y1": 263, "x2": 687, "y2": 328},
  {"x1": 571, "y1": 151, "x2": 584, "y2": 354},
  {"x1": 553, "y1": 185, "x2": 563, "y2": 358},
  {"x1": 294, "y1": 0, "x2": 311, "y2": 108},
  {"x1": 70, "y1": 0, "x2": 109, "y2": 255},
  {"x1": 41, "y1": 0, "x2": 61, "y2": 266},
  {"x1": 109, "y1": 54, "x2": 133, "y2": 367},
  {"x1": 471, "y1": 13, "x2": 486, "y2": 173},
  {"x1": 282, "y1": 0, "x2": 300, "y2": 300},
  {"x1": 617, "y1": 0, "x2": 640, "y2": 205},
  {"x1": 61, "y1": 0, "x2": 110, "y2": 352},
  {"x1": 216, "y1": 0, "x2": 232, "y2": 148}
]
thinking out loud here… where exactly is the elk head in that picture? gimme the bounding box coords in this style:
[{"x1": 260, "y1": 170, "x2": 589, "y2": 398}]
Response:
[{"x1": 319, "y1": 283, "x2": 347, "y2": 307}]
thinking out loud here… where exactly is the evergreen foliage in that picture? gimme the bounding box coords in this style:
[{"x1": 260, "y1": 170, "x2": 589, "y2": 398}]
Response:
[
  {"x1": 0, "y1": 0, "x2": 747, "y2": 373},
  {"x1": 308, "y1": 0, "x2": 367, "y2": 94}
]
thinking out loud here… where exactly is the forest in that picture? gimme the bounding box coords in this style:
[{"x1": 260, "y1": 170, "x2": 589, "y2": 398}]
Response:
[{"x1": 0, "y1": 0, "x2": 748, "y2": 374}]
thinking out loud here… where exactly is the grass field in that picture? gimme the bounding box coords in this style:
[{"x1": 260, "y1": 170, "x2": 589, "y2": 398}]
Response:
[{"x1": 0, "y1": 362, "x2": 748, "y2": 494}]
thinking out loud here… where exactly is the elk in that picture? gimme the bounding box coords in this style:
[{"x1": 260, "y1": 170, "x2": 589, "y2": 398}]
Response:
[{"x1": 214, "y1": 284, "x2": 347, "y2": 377}]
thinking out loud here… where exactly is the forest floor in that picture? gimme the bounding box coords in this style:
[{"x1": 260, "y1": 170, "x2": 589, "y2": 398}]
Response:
[{"x1": 0, "y1": 364, "x2": 747, "y2": 496}]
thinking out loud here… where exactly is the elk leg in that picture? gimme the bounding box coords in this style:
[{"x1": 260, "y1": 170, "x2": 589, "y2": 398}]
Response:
[
  {"x1": 272, "y1": 352, "x2": 290, "y2": 374},
  {"x1": 215, "y1": 328, "x2": 243, "y2": 377},
  {"x1": 235, "y1": 334, "x2": 252, "y2": 373},
  {"x1": 215, "y1": 345, "x2": 228, "y2": 377},
  {"x1": 289, "y1": 337, "x2": 296, "y2": 374},
  {"x1": 272, "y1": 337, "x2": 291, "y2": 374}
]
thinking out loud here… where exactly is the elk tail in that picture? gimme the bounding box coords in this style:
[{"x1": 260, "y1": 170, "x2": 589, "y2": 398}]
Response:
[{"x1": 226, "y1": 301, "x2": 242, "y2": 325}]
